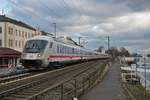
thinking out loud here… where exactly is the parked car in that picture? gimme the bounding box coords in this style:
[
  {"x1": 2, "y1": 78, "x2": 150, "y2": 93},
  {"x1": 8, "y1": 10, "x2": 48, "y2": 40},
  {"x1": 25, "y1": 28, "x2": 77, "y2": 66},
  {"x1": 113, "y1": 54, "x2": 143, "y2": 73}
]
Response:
[{"x1": 16, "y1": 64, "x2": 24, "y2": 70}]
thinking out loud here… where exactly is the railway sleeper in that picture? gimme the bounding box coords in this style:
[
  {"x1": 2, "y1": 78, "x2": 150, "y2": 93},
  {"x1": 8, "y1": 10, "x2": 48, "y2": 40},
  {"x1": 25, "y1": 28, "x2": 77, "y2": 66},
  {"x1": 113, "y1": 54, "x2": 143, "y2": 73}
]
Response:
[
  {"x1": 1, "y1": 60, "x2": 106, "y2": 100},
  {"x1": 8, "y1": 94, "x2": 27, "y2": 98},
  {"x1": 27, "y1": 88, "x2": 41, "y2": 91},
  {"x1": 3, "y1": 96, "x2": 24, "y2": 100},
  {"x1": 16, "y1": 91, "x2": 36, "y2": 96},
  {"x1": 22, "y1": 90, "x2": 39, "y2": 94}
]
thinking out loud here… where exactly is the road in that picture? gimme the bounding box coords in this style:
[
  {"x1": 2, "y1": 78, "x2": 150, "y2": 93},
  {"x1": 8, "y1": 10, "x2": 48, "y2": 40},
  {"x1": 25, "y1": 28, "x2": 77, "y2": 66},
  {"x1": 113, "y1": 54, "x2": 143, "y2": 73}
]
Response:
[{"x1": 82, "y1": 62, "x2": 127, "y2": 100}]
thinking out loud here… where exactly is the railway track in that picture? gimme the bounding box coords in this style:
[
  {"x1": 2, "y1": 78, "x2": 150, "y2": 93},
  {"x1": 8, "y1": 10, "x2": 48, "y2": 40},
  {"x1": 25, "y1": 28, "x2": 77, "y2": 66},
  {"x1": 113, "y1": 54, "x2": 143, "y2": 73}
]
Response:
[
  {"x1": 0, "y1": 61, "x2": 90, "y2": 85},
  {"x1": 0, "y1": 68, "x2": 53, "y2": 85},
  {"x1": 0, "y1": 73, "x2": 31, "y2": 84},
  {"x1": 0, "y1": 60, "x2": 106, "y2": 100}
]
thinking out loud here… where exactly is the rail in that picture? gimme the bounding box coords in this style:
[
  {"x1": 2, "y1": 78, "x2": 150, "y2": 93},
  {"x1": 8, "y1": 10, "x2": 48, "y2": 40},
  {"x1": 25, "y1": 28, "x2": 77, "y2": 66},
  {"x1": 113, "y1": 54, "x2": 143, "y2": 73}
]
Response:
[
  {"x1": 26, "y1": 62, "x2": 110, "y2": 100},
  {"x1": 0, "y1": 60, "x2": 110, "y2": 100}
]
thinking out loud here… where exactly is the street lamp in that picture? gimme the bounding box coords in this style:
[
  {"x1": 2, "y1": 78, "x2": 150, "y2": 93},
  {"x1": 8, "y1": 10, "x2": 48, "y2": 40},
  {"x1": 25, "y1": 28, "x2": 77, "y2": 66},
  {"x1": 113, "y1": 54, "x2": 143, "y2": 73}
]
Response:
[
  {"x1": 78, "y1": 37, "x2": 82, "y2": 46},
  {"x1": 78, "y1": 37, "x2": 88, "y2": 46},
  {"x1": 98, "y1": 36, "x2": 110, "y2": 54},
  {"x1": 52, "y1": 23, "x2": 56, "y2": 38},
  {"x1": 144, "y1": 56, "x2": 147, "y2": 100}
]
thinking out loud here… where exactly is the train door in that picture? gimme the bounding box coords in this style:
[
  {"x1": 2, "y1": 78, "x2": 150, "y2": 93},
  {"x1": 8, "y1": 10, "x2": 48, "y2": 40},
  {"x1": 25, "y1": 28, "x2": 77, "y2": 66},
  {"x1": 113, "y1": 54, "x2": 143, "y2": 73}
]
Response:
[{"x1": 43, "y1": 41, "x2": 54, "y2": 67}]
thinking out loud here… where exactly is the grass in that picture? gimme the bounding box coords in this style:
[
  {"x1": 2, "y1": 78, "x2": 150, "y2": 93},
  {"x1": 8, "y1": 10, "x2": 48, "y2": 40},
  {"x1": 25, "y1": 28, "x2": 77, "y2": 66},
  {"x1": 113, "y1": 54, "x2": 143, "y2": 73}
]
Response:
[{"x1": 119, "y1": 64, "x2": 150, "y2": 100}]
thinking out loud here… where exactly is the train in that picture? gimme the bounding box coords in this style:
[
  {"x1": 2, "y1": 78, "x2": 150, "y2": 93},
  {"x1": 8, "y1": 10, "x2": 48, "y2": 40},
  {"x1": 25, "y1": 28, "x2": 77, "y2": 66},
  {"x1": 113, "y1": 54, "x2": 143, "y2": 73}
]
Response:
[{"x1": 20, "y1": 35, "x2": 109, "y2": 69}]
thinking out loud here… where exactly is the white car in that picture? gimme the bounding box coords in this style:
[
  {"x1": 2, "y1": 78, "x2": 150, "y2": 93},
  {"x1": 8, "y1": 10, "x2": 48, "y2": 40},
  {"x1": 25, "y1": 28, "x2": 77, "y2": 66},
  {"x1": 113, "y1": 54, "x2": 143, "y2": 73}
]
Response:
[{"x1": 16, "y1": 64, "x2": 24, "y2": 70}]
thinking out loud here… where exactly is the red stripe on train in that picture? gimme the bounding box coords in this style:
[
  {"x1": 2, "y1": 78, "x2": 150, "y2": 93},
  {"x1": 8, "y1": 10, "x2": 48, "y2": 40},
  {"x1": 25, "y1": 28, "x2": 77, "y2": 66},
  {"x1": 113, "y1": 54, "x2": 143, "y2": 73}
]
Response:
[{"x1": 48, "y1": 55, "x2": 81, "y2": 58}]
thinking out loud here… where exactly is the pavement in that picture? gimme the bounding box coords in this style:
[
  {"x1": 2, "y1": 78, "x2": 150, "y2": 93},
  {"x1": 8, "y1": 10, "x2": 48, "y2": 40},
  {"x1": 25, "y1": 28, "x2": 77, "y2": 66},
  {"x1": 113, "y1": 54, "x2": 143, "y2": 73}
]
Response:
[
  {"x1": 0, "y1": 67, "x2": 16, "y2": 76},
  {"x1": 0, "y1": 68, "x2": 11, "y2": 75},
  {"x1": 82, "y1": 62, "x2": 127, "y2": 100}
]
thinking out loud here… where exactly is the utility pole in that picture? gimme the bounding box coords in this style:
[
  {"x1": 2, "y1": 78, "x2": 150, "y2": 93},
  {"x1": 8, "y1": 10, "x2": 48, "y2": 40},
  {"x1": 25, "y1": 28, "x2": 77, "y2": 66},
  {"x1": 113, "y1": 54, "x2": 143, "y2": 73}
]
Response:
[
  {"x1": 78, "y1": 37, "x2": 82, "y2": 46},
  {"x1": 53, "y1": 23, "x2": 56, "y2": 38},
  {"x1": 107, "y1": 36, "x2": 110, "y2": 50},
  {"x1": 144, "y1": 56, "x2": 147, "y2": 100},
  {"x1": 135, "y1": 55, "x2": 138, "y2": 79},
  {"x1": 107, "y1": 36, "x2": 110, "y2": 54}
]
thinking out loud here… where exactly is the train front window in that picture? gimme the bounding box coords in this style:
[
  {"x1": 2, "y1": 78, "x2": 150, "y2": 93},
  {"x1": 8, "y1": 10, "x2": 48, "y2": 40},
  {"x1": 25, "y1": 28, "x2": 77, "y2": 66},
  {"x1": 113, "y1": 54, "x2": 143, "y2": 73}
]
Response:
[{"x1": 24, "y1": 40, "x2": 48, "y2": 53}]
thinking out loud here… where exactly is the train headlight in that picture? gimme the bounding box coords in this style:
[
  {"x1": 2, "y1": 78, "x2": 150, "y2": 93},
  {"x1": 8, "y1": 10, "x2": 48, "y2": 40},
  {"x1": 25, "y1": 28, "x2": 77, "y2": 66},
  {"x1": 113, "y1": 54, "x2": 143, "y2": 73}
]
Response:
[
  {"x1": 38, "y1": 54, "x2": 41, "y2": 57},
  {"x1": 38, "y1": 53, "x2": 42, "y2": 57}
]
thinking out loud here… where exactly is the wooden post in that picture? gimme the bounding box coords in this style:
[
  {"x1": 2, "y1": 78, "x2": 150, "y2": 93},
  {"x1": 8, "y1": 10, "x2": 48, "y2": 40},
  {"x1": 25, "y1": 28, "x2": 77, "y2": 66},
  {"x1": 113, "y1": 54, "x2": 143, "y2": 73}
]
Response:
[{"x1": 61, "y1": 84, "x2": 64, "y2": 100}]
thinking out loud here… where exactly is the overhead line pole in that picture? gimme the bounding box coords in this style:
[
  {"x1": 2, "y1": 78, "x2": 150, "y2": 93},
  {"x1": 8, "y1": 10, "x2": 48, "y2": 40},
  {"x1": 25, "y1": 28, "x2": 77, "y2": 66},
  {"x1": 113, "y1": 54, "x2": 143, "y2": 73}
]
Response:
[
  {"x1": 53, "y1": 23, "x2": 56, "y2": 38},
  {"x1": 78, "y1": 37, "x2": 82, "y2": 46},
  {"x1": 108, "y1": 36, "x2": 110, "y2": 51},
  {"x1": 144, "y1": 56, "x2": 147, "y2": 100}
]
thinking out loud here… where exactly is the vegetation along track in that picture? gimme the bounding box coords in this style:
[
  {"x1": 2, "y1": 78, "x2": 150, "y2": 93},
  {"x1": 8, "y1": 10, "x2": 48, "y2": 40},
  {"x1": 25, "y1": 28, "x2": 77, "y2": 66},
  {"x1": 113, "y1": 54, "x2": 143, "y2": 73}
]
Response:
[{"x1": 0, "y1": 60, "x2": 107, "y2": 100}]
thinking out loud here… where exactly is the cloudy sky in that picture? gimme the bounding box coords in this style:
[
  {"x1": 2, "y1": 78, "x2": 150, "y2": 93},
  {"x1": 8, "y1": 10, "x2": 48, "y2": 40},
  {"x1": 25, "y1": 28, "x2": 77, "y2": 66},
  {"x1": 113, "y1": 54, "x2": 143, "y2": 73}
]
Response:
[{"x1": 1, "y1": 0, "x2": 150, "y2": 53}]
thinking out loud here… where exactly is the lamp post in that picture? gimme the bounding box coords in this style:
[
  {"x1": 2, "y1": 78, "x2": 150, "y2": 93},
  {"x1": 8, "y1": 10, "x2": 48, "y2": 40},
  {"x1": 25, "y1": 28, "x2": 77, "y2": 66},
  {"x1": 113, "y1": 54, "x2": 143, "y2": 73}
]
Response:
[
  {"x1": 107, "y1": 36, "x2": 110, "y2": 51},
  {"x1": 135, "y1": 55, "x2": 138, "y2": 80},
  {"x1": 144, "y1": 56, "x2": 146, "y2": 100},
  {"x1": 97, "y1": 36, "x2": 110, "y2": 54},
  {"x1": 53, "y1": 23, "x2": 56, "y2": 38},
  {"x1": 78, "y1": 37, "x2": 82, "y2": 46},
  {"x1": 78, "y1": 37, "x2": 88, "y2": 47}
]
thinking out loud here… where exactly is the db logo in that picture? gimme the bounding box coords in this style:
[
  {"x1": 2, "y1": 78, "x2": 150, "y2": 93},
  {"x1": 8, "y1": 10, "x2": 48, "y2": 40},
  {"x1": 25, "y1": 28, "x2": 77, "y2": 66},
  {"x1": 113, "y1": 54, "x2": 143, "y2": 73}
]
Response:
[{"x1": 30, "y1": 55, "x2": 34, "y2": 58}]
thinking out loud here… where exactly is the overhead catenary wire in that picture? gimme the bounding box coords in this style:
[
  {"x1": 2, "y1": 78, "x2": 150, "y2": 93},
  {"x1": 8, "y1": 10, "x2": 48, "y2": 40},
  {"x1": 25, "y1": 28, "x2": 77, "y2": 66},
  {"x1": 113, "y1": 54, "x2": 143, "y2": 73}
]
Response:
[
  {"x1": 37, "y1": 0, "x2": 72, "y2": 34},
  {"x1": 10, "y1": 0, "x2": 89, "y2": 39},
  {"x1": 10, "y1": 0, "x2": 65, "y2": 31},
  {"x1": 38, "y1": 0, "x2": 86, "y2": 35},
  {"x1": 60, "y1": 0, "x2": 84, "y2": 27},
  {"x1": 38, "y1": 0, "x2": 62, "y2": 18},
  {"x1": 9, "y1": 1, "x2": 53, "y2": 30}
]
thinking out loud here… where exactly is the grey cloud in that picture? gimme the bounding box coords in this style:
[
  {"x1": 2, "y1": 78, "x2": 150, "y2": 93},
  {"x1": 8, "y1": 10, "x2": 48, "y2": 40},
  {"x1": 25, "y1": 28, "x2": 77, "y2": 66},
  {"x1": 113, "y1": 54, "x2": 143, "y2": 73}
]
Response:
[
  {"x1": 84, "y1": 0, "x2": 150, "y2": 12},
  {"x1": 125, "y1": 0, "x2": 150, "y2": 11},
  {"x1": 6, "y1": 0, "x2": 150, "y2": 52}
]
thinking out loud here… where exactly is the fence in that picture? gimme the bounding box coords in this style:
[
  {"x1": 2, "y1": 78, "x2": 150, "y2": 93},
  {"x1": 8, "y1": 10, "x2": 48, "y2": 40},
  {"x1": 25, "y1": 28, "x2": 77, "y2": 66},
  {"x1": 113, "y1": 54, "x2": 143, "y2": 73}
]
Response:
[{"x1": 26, "y1": 63, "x2": 110, "y2": 100}]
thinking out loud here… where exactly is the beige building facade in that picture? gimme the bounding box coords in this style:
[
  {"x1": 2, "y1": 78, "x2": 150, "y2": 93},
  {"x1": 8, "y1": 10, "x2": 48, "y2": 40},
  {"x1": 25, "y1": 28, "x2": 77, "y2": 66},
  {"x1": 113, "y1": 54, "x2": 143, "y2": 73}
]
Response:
[{"x1": 0, "y1": 15, "x2": 41, "y2": 52}]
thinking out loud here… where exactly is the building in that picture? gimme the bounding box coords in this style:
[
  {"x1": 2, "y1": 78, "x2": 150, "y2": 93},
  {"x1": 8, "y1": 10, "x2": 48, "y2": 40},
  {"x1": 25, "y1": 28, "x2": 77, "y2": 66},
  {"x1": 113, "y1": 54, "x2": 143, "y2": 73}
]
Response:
[
  {"x1": 0, "y1": 47, "x2": 21, "y2": 68},
  {"x1": 0, "y1": 15, "x2": 41, "y2": 52},
  {"x1": 120, "y1": 57, "x2": 139, "y2": 83},
  {"x1": 137, "y1": 49, "x2": 150, "y2": 90}
]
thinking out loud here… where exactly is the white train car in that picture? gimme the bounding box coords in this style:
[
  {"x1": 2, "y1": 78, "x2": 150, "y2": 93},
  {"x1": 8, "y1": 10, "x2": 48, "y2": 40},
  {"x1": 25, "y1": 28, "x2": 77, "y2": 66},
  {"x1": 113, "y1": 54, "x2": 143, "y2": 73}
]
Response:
[{"x1": 21, "y1": 35, "x2": 109, "y2": 69}]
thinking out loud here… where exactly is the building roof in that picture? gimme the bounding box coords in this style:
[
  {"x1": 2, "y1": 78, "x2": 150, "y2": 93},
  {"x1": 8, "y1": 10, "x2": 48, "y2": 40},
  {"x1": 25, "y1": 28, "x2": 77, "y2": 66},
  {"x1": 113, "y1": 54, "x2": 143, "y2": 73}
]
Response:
[
  {"x1": 0, "y1": 47, "x2": 21, "y2": 57},
  {"x1": 0, "y1": 15, "x2": 36, "y2": 31}
]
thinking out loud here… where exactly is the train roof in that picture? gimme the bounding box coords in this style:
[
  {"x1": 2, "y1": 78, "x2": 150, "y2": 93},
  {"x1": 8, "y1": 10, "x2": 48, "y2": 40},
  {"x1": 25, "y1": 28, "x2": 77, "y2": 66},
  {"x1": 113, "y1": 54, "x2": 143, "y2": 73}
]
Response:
[
  {"x1": 55, "y1": 36, "x2": 78, "y2": 46},
  {"x1": 27, "y1": 35, "x2": 53, "y2": 41},
  {"x1": 27, "y1": 35, "x2": 105, "y2": 54}
]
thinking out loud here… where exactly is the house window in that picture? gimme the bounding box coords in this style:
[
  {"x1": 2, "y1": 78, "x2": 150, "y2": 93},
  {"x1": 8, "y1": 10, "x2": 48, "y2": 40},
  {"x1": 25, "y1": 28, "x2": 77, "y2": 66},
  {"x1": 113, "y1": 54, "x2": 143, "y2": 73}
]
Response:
[
  {"x1": 15, "y1": 40, "x2": 17, "y2": 47},
  {"x1": 19, "y1": 30, "x2": 21, "y2": 37},
  {"x1": 0, "y1": 27, "x2": 2, "y2": 33},
  {"x1": 0, "y1": 40, "x2": 2, "y2": 46},
  {"x1": 19, "y1": 40, "x2": 21, "y2": 48},
  {"x1": 8, "y1": 39, "x2": 13, "y2": 47},
  {"x1": 28, "y1": 33, "x2": 30, "y2": 38},
  {"x1": 16, "y1": 29, "x2": 17, "y2": 36},
  {"x1": 22, "y1": 31, "x2": 24, "y2": 38},
  {"x1": 25, "y1": 32, "x2": 27, "y2": 38},
  {"x1": 22, "y1": 41, "x2": 24, "y2": 47},
  {"x1": 8, "y1": 27, "x2": 13, "y2": 35}
]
